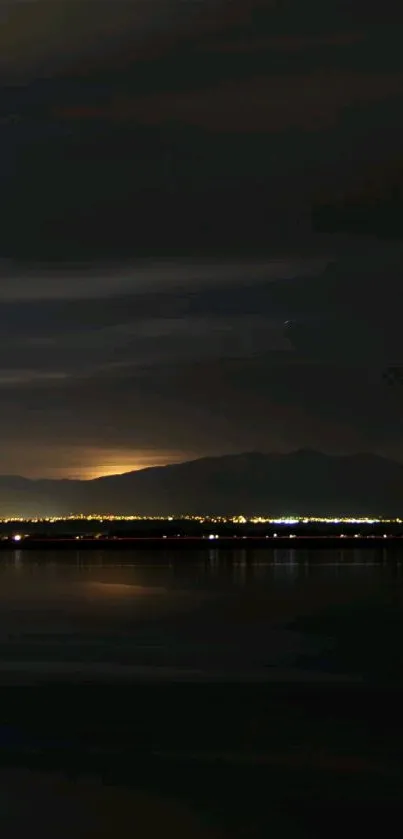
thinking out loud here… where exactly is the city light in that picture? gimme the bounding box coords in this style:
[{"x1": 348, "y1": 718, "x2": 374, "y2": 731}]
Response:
[
  {"x1": 0, "y1": 511, "x2": 402, "y2": 546},
  {"x1": 0, "y1": 513, "x2": 403, "y2": 524},
  {"x1": 0, "y1": 514, "x2": 402, "y2": 524}
]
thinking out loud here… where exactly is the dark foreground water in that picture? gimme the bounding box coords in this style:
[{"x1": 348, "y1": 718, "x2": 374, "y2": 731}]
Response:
[{"x1": 1, "y1": 548, "x2": 403, "y2": 836}]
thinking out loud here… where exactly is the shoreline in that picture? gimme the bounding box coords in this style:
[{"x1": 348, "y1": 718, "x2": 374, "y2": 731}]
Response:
[{"x1": 1, "y1": 535, "x2": 403, "y2": 551}]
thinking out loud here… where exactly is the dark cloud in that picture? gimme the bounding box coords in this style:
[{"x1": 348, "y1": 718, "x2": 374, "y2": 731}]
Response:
[
  {"x1": 3, "y1": 2, "x2": 403, "y2": 262},
  {"x1": 312, "y1": 156, "x2": 403, "y2": 239},
  {"x1": 0, "y1": 1, "x2": 221, "y2": 80}
]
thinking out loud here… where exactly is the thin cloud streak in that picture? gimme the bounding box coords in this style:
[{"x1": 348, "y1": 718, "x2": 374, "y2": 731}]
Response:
[
  {"x1": 0, "y1": 258, "x2": 325, "y2": 300},
  {"x1": 57, "y1": 72, "x2": 403, "y2": 132}
]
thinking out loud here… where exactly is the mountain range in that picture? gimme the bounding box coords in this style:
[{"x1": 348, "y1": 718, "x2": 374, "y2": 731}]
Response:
[{"x1": 0, "y1": 450, "x2": 402, "y2": 518}]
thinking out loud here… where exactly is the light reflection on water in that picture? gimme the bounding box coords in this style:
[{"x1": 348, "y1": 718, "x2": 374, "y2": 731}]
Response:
[{"x1": 0, "y1": 549, "x2": 402, "y2": 683}]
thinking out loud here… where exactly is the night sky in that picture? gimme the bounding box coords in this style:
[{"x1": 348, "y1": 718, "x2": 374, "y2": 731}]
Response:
[{"x1": 2, "y1": 0, "x2": 403, "y2": 478}]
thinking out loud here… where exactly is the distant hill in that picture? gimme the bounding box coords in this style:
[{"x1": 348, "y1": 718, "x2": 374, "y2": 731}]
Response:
[{"x1": 0, "y1": 450, "x2": 403, "y2": 518}]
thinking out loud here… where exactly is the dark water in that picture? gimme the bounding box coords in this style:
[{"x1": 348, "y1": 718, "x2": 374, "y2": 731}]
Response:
[
  {"x1": 2, "y1": 549, "x2": 403, "y2": 837},
  {"x1": 1, "y1": 547, "x2": 403, "y2": 683}
]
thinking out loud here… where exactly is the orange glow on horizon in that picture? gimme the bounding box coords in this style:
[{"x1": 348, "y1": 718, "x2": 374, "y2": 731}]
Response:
[
  {"x1": 0, "y1": 443, "x2": 188, "y2": 480},
  {"x1": 84, "y1": 462, "x2": 157, "y2": 480},
  {"x1": 83, "y1": 452, "x2": 186, "y2": 480}
]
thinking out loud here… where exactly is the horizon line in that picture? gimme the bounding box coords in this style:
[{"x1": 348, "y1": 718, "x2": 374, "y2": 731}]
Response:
[{"x1": 0, "y1": 447, "x2": 399, "y2": 482}]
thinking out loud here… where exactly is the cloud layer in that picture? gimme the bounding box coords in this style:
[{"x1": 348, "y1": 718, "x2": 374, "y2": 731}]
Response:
[{"x1": 1, "y1": 1, "x2": 403, "y2": 476}]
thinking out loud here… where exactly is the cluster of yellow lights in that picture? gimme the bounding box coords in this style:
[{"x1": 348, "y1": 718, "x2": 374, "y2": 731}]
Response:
[{"x1": 0, "y1": 514, "x2": 403, "y2": 524}]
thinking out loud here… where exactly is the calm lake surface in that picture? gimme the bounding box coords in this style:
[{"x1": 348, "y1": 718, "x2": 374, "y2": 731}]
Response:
[
  {"x1": 1, "y1": 547, "x2": 403, "y2": 684},
  {"x1": 2, "y1": 549, "x2": 403, "y2": 838}
]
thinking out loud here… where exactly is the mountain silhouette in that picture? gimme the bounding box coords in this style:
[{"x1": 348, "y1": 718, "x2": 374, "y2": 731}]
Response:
[{"x1": 0, "y1": 450, "x2": 402, "y2": 518}]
